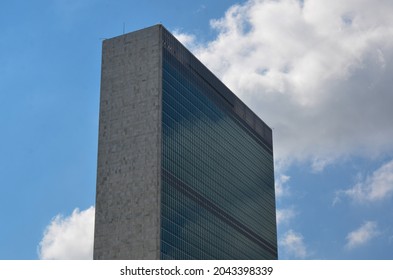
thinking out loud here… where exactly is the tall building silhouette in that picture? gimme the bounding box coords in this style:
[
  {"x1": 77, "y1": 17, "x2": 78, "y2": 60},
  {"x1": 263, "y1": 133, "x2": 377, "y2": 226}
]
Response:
[{"x1": 94, "y1": 25, "x2": 277, "y2": 259}]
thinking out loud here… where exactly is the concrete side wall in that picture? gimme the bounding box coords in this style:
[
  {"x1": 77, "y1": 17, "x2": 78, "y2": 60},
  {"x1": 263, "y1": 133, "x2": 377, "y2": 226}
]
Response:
[{"x1": 94, "y1": 25, "x2": 162, "y2": 259}]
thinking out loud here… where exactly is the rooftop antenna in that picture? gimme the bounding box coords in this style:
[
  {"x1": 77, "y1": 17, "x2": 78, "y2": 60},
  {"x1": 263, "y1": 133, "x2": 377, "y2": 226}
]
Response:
[{"x1": 123, "y1": 22, "x2": 125, "y2": 34}]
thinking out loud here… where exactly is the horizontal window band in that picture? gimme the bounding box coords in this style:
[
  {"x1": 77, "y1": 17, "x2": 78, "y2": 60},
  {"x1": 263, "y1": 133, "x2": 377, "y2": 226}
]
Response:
[{"x1": 162, "y1": 169, "x2": 277, "y2": 258}]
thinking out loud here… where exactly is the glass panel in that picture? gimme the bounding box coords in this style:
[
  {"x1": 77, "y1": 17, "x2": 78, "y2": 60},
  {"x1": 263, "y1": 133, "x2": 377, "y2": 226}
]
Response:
[{"x1": 160, "y1": 31, "x2": 277, "y2": 260}]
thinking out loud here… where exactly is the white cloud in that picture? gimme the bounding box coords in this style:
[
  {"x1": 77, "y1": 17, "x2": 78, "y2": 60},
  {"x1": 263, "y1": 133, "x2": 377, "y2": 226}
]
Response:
[
  {"x1": 180, "y1": 0, "x2": 393, "y2": 169},
  {"x1": 276, "y1": 208, "x2": 296, "y2": 225},
  {"x1": 275, "y1": 174, "x2": 290, "y2": 198},
  {"x1": 38, "y1": 206, "x2": 95, "y2": 260},
  {"x1": 345, "y1": 221, "x2": 379, "y2": 249},
  {"x1": 279, "y1": 229, "x2": 308, "y2": 259},
  {"x1": 173, "y1": 31, "x2": 198, "y2": 49},
  {"x1": 337, "y1": 159, "x2": 393, "y2": 203}
]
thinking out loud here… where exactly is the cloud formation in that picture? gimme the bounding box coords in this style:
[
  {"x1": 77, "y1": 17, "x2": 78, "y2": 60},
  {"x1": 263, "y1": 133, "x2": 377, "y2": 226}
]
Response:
[
  {"x1": 336, "y1": 159, "x2": 393, "y2": 204},
  {"x1": 275, "y1": 174, "x2": 291, "y2": 198},
  {"x1": 345, "y1": 221, "x2": 379, "y2": 249},
  {"x1": 279, "y1": 229, "x2": 308, "y2": 259},
  {"x1": 178, "y1": 0, "x2": 393, "y2": 168},
  {"x1": 276, "y1": 208, "x2": 296, "y2": 225},
  {"x1": 173, "y1": 30, "x2": 197, "y2": 49},
  {"x1": 38, "y1": 206, "x2": 95, "y2": 260}
]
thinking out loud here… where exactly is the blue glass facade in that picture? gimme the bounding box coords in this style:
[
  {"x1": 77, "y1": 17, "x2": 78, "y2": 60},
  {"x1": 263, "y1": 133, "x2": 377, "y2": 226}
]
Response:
[{"x1": 160, "y1": 28, "x2": 277, "y2": 259}]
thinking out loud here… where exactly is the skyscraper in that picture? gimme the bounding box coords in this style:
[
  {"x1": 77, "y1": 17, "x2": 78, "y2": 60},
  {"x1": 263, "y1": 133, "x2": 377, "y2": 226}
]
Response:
[{"x1": 94, "y1": 25, "x2": 277, "y2": 260}]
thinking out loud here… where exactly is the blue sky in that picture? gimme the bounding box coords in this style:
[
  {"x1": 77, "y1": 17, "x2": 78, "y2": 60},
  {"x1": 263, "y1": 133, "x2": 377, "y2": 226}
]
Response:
[{"x1": 1, "y1": 0, "x2": 393, "y2": 260}]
